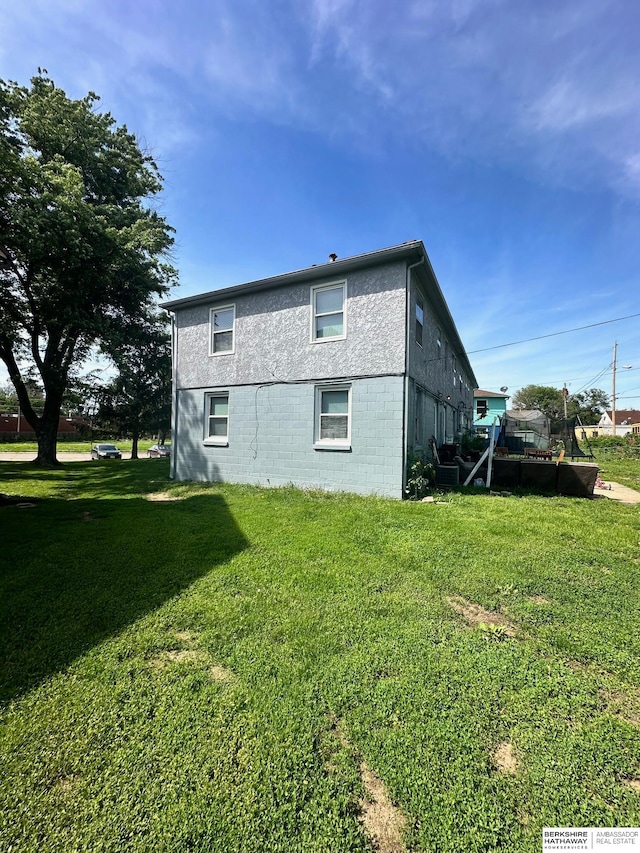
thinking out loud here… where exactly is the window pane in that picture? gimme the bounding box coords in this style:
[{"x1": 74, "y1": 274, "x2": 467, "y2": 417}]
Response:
[
  {"x1": 416, "y1": 302, "x2": 424, "y2": 324},
  {"x1": 321, "y1": 390, "x2": 348, "y2": 414},
  {"x1": 214, "y1": 308, "x2": 234, "y2": 331},
  {"x1": 213, "y1": 330, "x2": 233, "y2": 352},
  {"x1": 320, "y1": 415, "x2": 348, "y2": 440},
  {"x1": 316, "y1": 313, "x2": 343, "y2": 339},
  {"x1": 209, "y1": 418, "x2": 228, "y2": 437},
  {"x1": 210, "y1": 395, "x2": 228, "y2": 416},
  {"x1": 315, "y1": 287, "x2": 343, "y2": 314}
]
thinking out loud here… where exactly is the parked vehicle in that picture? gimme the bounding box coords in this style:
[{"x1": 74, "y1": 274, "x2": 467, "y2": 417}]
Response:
[
  {"x1": 91, "y1": 443, "x2": 122, "y2": 460},
  {"x1": 148, "y1": 443, "x2": 171, "y2": 458}
]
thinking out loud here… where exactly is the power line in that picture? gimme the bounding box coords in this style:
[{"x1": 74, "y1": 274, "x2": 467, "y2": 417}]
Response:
[{"x1": 467, "y1": 312, "x2": 640, "y2": 356}]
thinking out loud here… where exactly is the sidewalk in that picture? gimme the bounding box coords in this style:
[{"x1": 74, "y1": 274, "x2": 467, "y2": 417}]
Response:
[{"x1": 594, "y1": 481, "x2": 640, "y2": 505}]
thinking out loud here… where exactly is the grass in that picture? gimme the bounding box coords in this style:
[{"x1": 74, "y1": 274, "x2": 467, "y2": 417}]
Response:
[
  {"x1": 1, "y1": 460, "x2": 639, "y2": 852},
  {"x1": 595, "y1": 456, "x2": 640, "y2": 492},
  {"x1": 0, "y1": 438, "x2": 158, "y2": 454}
]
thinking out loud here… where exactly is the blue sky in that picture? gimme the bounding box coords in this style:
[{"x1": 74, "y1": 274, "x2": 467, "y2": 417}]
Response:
[{"x1": 2, "y1": 0, "x2": 639, "y2": 410}]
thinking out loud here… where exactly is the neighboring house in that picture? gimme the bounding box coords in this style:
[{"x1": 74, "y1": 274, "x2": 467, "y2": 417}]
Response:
[
  {"x1": 163, "y1": 241, "x2": 477, "y2": 498},
  {"x1": 595, "y1": 410, "x2": 640, "y2": 437},
  {"x1": 473, "y1": 390, "x2": 509, "y2": 440}
]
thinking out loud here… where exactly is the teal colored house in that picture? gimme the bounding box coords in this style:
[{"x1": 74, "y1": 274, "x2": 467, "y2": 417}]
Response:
[{"x1": 473, "y1": 390, "x2": 509, "y2": 440}]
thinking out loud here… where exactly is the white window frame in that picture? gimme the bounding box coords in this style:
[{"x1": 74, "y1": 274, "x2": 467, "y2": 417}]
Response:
[
  {"x1": 209, "y1": 304, "x2": 236, "y2": 356},
  {"x1": 204, "y1": 391, "x2": 229, "y2": 446},
  {"x1": 314, "y1": 384, "x2": 351, "y2": 450},
  {"x1": 310, "y1": 281, "x2": 347, "y2": 343}
]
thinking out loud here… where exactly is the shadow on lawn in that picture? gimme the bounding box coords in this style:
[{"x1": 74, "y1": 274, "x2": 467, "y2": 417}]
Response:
[
  {"x1": 0, "y1": 458, "x2": 172, "y2": 500},
  {"x1": 0, "y1": 490, "x2": 247, "y2": 704}
]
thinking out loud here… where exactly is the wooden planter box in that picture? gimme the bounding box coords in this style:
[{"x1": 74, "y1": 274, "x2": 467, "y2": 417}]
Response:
[
  {"x1": 520, "y1": 460, "x2": 558, "y2": 492},
  {"x1": 491, "y1": 458, "x2": 521, "y2": 488},
  {"x1": 556, "y1": 462, "x2": 599, "y2": 497}
]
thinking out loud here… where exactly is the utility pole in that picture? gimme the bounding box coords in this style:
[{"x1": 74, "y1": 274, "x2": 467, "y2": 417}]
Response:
[
  {"x1": 562, "y1": 384, "x2": 568, "y2": 419},
  {"x1": 612, "y1": 341, "x2": 617, "y2": 437}
]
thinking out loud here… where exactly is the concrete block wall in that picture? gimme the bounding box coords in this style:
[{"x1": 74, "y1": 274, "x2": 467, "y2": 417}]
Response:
[{"x1": 173, "y1": 376, "x2": 405, "y2": 498}]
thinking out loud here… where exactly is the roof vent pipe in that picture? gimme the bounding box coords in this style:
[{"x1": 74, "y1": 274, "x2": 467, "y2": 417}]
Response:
[{"x1": 329, "y1": 253, "x2": 338, "y2": 262}]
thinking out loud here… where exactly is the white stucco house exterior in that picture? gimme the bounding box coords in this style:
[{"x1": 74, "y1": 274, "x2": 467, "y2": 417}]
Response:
[{"x1": 163, "y1": 241, "x2": 478, "y2": 498}]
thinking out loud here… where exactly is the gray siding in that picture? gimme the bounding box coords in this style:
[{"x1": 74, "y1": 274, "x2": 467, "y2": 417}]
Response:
[
  {"x1": 173, "y1": 377, "x2": 405, "y2": 498},
  {"x1": 406, "y1": 273, "x2": 474, "y2": 447},
  {"x1": 174, "y1": 262, "x2": 407, "y2": 389}
]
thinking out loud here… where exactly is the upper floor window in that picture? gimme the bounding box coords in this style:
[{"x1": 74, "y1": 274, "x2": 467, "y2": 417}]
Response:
[
  {"x1": 476, "y1": 399, "x2": 488, "y2": 418},
  {"x1": 311, "y1": 282, "x2": 346, "y2": 342},
  {"x1": 210, "y1": 305, "x2": 235, "y2": 355},
  {"x1": 416, "y1": 299, "x2": 424, "y2": 347}
]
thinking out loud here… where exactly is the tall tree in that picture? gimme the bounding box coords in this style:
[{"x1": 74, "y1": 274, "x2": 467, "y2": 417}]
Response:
[
  {"x1": 511, "y1": 385, "x2": 565, "y2": 417},
  {"x1": 0, "y1": 73, "x2": 176, "y2": 465},
  {"x1": 97, "y1": 312, "x2": 171, "y2": 459},
  {"x1": 567, "y1": 388, "x2": 610, "y2": 424}
]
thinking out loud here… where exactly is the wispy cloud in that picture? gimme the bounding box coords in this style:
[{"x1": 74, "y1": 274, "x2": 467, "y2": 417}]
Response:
[{"x1": 3, "y1": 0, "x2": 638, "y2": 197}]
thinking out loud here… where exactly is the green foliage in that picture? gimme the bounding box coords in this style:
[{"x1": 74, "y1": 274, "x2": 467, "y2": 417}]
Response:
[
  {"x1": 405, "y1": 452, "x2": 435, "y2": 499},
  {"x1": 586, "y1": 433, "x2": 640, "y2": 450},
  {"x1": 569, "y1": 387, "x2": 610, "y2": 423},
  {"x1": 512, "y1": 384, "x2": 609, "y2": 422},
  {"x1": 512, "y1": 384, "x2": 565, "y2": 416},
  {"x1": 1, "y1": 461, "x2": 640, "y2": 851},
  {"x1": 96, "y1": 311, "x2": 172, "y2": 456},
  {"x1": 0, "y1": 72, "x2": 177, "y2": 465},
  {"x1": 461, "y1": 429, "x2": 485, "y2": 454}
]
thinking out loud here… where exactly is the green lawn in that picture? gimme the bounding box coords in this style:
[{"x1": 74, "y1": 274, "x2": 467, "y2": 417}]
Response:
[
  {"x1": 0, "y1": 438, "x2": 158, "y2": 454},
  {"x1": 596, "y1": 456, "x2": 640, "y2": 492},
  {"x1": 1, "y1": 461, "x2": 639, "y2": 852}
]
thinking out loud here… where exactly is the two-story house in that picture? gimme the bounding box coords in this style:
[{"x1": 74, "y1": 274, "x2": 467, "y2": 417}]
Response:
[{"x1": 163, "y1": 241, "x2": 477, "y2": 498}]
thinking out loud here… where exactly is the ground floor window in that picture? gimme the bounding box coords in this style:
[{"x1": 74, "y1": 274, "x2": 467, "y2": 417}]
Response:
[
  {"x1": 315, "y1": 385, "x2": 351, "y2": 449},
  {"x1": 205, "y1": 392, "x2": 229, "y2": 444}
]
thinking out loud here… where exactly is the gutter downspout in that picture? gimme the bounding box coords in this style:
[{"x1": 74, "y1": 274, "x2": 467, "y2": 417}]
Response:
[
  {"x1": 170, "y1": 312, "x2": 178, "y2": 480},
  {"x1": 403, "y1": 256, "x2": 426, "y2": 495}
]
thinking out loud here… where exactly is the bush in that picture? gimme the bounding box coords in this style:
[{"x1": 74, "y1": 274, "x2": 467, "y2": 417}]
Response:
[
  {"x1": 405, "y1": 453, "x2": 436, "y2": 499},
  {"x1": 580, "y1": 433, "x2": 640, "y2": 458}
]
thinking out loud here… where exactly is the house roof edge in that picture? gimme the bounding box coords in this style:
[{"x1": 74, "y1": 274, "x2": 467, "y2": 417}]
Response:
[{"x1": 161, "y1": 241, "x2": 425, "y2": 310}]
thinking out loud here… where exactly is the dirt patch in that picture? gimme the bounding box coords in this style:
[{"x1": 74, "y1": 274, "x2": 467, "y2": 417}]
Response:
[
  {"x1": 528, "y1": 595, "x2": 550, "y2": 604},
  {"x1": 446, "y1": 596, "x2": 516, "y2": 635},
  {"x1": 174, "y1": 630, "x2": 197, "y2": 643},
  {"x1": 145, "y1": 492, "x2": 184, "y2": 502},
  {"x1": 600, "y1": 689, "x2": 640, "y2": 726},
  {"x1": 359, "y1": 762, "x2": 407, "y2": 853},
  {"x1": 324, "y1": 715, "x2": 407, "y2": 853},
  {"x1": 492, "y1": 741, "x2": 518, "y2": 775},
  {"x1": 149, "y1": 649, "x2": 205, "y2": 668},
  {"x1": 53, "y1": 775, "x2": 78, "y2": 792},
  {"x1": 148, "y1": 639, "x2": 234, "y2": 683},
  {"x1": 622, "y1": 778, "x2": 640, "y2": 792},
  {"x1": 209, "y1": 664, "x2": 233, "y2": 682}
]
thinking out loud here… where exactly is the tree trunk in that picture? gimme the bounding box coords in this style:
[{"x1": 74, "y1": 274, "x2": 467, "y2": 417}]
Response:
[
  {"x1": 131, "y1": 415, "x2": 140, "y2": 460},
  {"x1": 32, "y1": 396, "x2": 63, "y2": 467}
]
